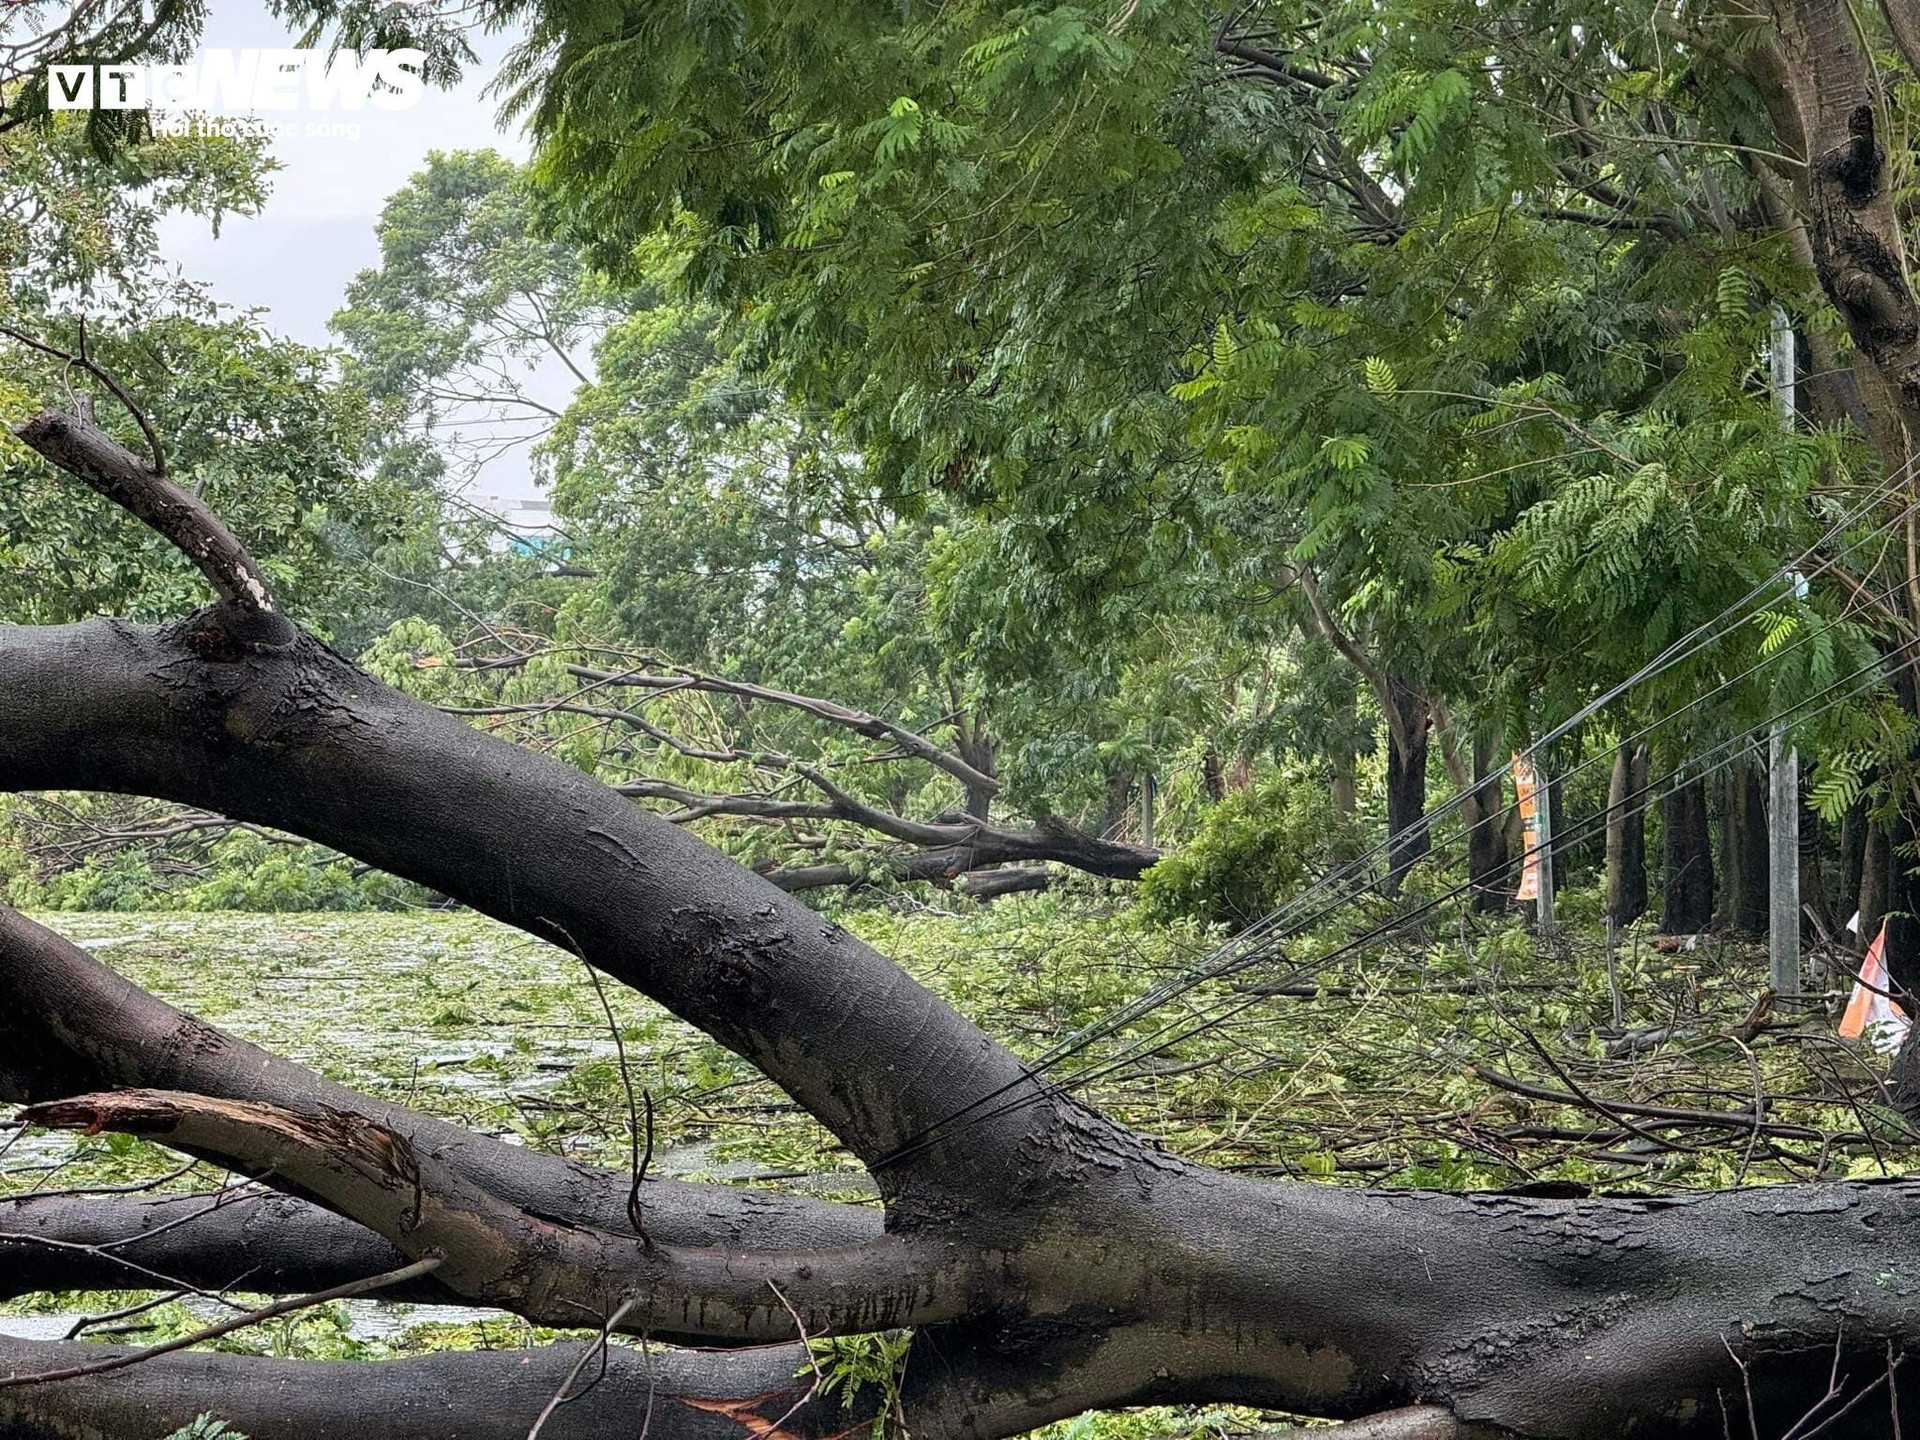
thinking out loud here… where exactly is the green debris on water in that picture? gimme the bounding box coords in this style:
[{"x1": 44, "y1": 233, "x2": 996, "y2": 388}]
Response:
[{"x1": 3, "y1": 895, "x2": 1910, "y2": 1371}]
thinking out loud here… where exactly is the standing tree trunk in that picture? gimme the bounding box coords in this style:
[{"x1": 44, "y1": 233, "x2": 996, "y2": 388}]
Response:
[
  {"x1": 1466, "y1": 736, "x2": 1510, "y2": 913},
  {"x1": 1382, "y1": 673, "x2": 1430, "y2": 894},
  {"x1": 1296, "y1": 570, "x2": 1428, "y2": 893},
  {"x1": 1103, "y1": 767, "x2": 1134, "y2": 839},
  {"x1": 1330, "y1": 748, "x2": 1357, "y2": 823},
  {"x1": 953, "y1": 713, "x2": 998, "y2": 822},
  {"x1": 1605, "y1": 741, "x2": 1648, "y2": 926},
  {"x1": 1661, "y1": 777, "x2": 1716, "y2": 933},
  {"x1": 1799, "y1": 783, "x2": 1834, "y2": 945},
  {"x1": 1860, "y1": 819, "x2": 1893, "y2": 957},
  {"x1": 1202, "y1": 749, "x2": 1226, "y2": 803},
  {"x1": 1840, "y1": 791, "x2": 1869, "y2": 945},
  {"x1": 1721, "y1": 757, "x2": 1770, "y2": 933}
]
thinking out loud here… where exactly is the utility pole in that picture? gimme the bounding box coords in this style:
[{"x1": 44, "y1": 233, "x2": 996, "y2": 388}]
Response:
[
  {"x1": 1534, "y1": 768, "x2": 1557, "y2": 937},
  {"x1": 1769, "y1": 305, "x2": 1801, "y2": 996}
]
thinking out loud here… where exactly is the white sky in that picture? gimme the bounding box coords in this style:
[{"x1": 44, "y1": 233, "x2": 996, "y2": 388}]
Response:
[{"x1": 155, "y1": 1, "x2": 548, "y2": 501}]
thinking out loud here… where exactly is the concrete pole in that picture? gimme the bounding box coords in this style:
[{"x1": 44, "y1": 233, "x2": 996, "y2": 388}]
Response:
[
  {"x1": 1534, "y1": 763, "x2": 1557, "y2": 938},
  {"x1": 1769, "y1": 728, "x2": 1800, "y2": 994},
  {"x1": 1769, "y1": 305, "x2": 1801, "y2": 996}
]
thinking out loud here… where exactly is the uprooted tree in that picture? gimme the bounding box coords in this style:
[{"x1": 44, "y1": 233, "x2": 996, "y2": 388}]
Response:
[{"x1": 2, "y1": 407, "x2": 1920, "y2": 1440}]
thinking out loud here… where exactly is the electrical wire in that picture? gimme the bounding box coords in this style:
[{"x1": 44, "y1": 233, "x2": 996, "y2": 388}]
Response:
[{"x1": 873, "y1": 464, "x2": 1920, "y2": 1169}]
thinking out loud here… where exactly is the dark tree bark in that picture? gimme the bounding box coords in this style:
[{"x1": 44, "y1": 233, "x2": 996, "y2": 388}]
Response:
[
  {"x1": 1860, "y1": 817, "x2": 1893, "y2": 957},
  {"x1": 1382, "y1": 673, "x2": 1431, "y2": 894},
  {"x1": 1466, "y1": 737, "x2": 1510, "y2": 914},
  {"x1": 1840, "y1": 792, "x2": 1869, "y2": 946},
  {"x1": 7, "y1": 408, "x2": 1920, "y2": 1439},
  {"x1": 1660, "y1": 778, "x2": 1715, "y2": 933},
  {"x1": 1798, "y1": 782, "x2": 1835, "y2": 943},
  {"x1": 1718, "y1": 759, "x2": 1769, "y2": 934},
  {"x1": 1604, "y1": 742, "x2": 1648, "y2": 926},
  {"x1": 0, "y1": 1335, "x2": 848, "y2": 1440}
]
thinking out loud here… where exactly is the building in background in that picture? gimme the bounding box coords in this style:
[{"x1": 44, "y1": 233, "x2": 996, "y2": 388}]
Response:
[{"x1": 469, "y1": 495, "x2": 566, "y2": 558}]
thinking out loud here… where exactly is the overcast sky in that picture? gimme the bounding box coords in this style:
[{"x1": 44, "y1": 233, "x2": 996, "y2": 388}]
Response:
[{"x1": 155, "y1": 1, "x2": 546, "y2": 501}]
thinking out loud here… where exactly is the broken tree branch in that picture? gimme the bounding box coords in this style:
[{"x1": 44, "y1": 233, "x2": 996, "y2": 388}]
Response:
[
  {"x1": 22, "y1": 1090, "x2": 987, "y2": 1343},
  {"x1": 11, "y1": 407, "x2": 285, "y2": 628}
]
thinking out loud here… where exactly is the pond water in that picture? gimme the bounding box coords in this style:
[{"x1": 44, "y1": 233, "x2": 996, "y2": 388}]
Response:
[{"x1": 2, "y1": 910, "x2": 877, "y2": 1350}]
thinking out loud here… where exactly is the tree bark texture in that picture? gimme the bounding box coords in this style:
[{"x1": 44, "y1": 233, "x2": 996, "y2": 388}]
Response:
[
  {"x1": 1605, "y1": 742, "x2": 1649, "y2": 927},
  {"x1": 1722, "y1": 760, "x2": 1770, "y2": 935},
  {"x1": 1466, "y1": 737, "x2": 1510, "y2": 915},
  {"x1": 1383, "y1": 674, "x2": 1431, "y2": 894},
  {"x1": 1660, "y1": 778, "x2": 1716, "y2": 934}
]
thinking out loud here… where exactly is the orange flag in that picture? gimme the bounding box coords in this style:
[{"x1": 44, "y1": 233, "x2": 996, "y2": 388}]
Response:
[
  {"x1": 1513, "y1": 754, "x2": 1543, "y2": 903},
  {"x1": 1840, "y1": 920, "x2": 1910, "y2": 1053}
]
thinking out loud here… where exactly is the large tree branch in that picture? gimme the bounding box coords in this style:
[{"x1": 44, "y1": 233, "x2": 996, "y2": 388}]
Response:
[
  {"x1": 0, "y1": 903, "x2": 970, "y2": 1348},
  {"x1": 759, "y1": 819, "x2": 1157, "y2": 890},
  {"x1": 0, "y1": 615, "x2": 1077, "y2": 1202},
  {"x1": 17, "y1": 405, "x2": 1920, "y2": 1435},
  {"x1": 10, "y1": 409, "x2": 286, "y2": 634},
  {"x1": 0, "y1": 1323, "x2": 1221, "y2": 1440},
  {"x1": 0, "y1": 1188, "x2": 451, "y2": 1305},
  {"x1": 0, "y1": 1255, "x2": 443, "y2": 1390},
  {"x1": 0, "y1": 903, "x2": 880, "y2": 1258},
  {"x1": 436, "y1": 656, "x2": 1155, "y2": 890},
  {"x1": 0, "y1": 409, "x2": 1123, "y2": 1198},
  {"x1": 612, "y1": 778, "x2": 1159, "y2": 882},
  {"x1": 23, "y1": 1090, "x2": 983, "y2": 1343},
  {"x1": 14, "y1": 1118, "x2": 1920, "y2": 1436}
]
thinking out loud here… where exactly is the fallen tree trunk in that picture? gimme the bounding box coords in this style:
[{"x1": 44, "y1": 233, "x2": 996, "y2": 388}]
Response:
[{"x1": 4, "y1": 406, "x2": 1920, "y2": 1438}]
